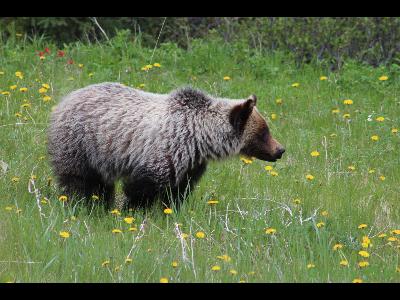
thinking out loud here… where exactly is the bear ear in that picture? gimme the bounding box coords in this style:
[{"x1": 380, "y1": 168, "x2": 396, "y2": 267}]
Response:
[{"x1": 229, "y1": 95, "x2": 257, "y2": 131}]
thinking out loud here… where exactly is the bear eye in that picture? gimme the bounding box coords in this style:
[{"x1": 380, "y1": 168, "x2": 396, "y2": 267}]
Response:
[
  {"x1": 261, "y1": 128, "x2": 270, "y2": 142},
  {"x1": 260, "y1": 131, "x2": 268, "y2": 142}
]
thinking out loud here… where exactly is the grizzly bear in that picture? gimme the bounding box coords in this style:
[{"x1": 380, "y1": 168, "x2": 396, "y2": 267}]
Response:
[{"x1": 48, "y1": 83, "x2": 285, "y2": 210}]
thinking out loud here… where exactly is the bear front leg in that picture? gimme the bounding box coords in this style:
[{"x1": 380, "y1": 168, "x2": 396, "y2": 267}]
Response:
[
  {"x1": 57, "y1": 173, "x2": 115, "y2": 210},
  {"x1": 122, "y1": 178, "x2": 161, "y2": 209}
]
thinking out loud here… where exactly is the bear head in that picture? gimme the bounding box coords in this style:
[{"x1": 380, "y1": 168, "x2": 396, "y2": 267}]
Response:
[{"x1": 229, "y1": 95, "x2": 285, "y2": 162}]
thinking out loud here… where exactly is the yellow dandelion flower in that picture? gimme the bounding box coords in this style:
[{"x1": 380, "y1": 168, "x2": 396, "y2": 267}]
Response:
[
  {"x1": 388, "y1": 237, "x2": 397, "y2": 242},
  {"x1": 91, "y1": 194, "x2": 99, "y2": 201},
  {"x1": 88, "y1": 72, "x2": 94, "y2": 77},
  {"x1": 391, "y1": 128, "x2": 398, "y2": 134},
  {"x1": 305, "y1": 174, "x2": 314, "y2": 181},
  {"x1": 159, "y1": 277, "x2": 168, "y2": 283},
  {"x1": 141, "y1": 66, "x2": 149, "y2": 71},
  {"x1": 138, "y1": 83, "x2": 146, "y2": 89},
  {"x1": 78, "y1": 64, "x2": 84, "y2": 68},
  {"x1": 43, "y1": 95, "x2": 52, "y2": 102},
  {"x1": 195, "y1": 231, "x2": 206, "y2": 239},
  {"x1": 42, "y1": 83, "x2": 50, "y2": 89},
  {"x1": 307, "y1": 263, "x2": 315, "y2": 269},
  {"x1": 16, "y1": 209, "x2": 22, "y2": 215},
  {"x1": 379, "y1": 175, "x2": 385, "y2": 181},
  {"x1": 21, "y1": 103, "x2": 31, "y2": 109},
  {"x1": 269, "y1": 171, "x2": 279, "y2": 176},
  {"x1": 19, "y1": 87, "x2": 28, "y2": 92},
  {"x1": 362, "y1": 236, "x2": 371, "y2": 248},
  {"x1": 153, "y1": 63, "x2": 161, "y2": 67},
  {"x1": 352, "y1": 278, "x2": 363, "y2": 283},
  {"x1": 368, "y1": 169, "x2": 375, "y2": 174},
  {"x1": 124, "y1": 217, "x2": 135, "y2": 224},
  {"x1": 59, "y1": 231, "x2": 71, "y2": 239},
  {"x1": 10, "y1": 85, "x2": 17, "y2": 90},
  {"x1": 5, "y1": 206, "x2": 13, "y2": 211},
  {"x1": 378, "y1": 75, "x2": 388, "y2": 81},
  {"x1": 163, "y1": 208, "x2": 173, "y2": 214},
  {"x1": 223, "y1": 76, "x2": 231, "y2": 81},
  {"x1": 358, "y1": 250, "x2": 370, "y2": 258},
  {"x1": 58, "y1": 195, "x2": 68, "y2": 202},
  {"x1": 271, "y1": 113, "x2": 277, "y2": 120},
  {"x1": 125, "y1": 257, "x2": 133, "y2": 264},
  {"x1": 38, "y1": 87, "x2": 47, "y2": 94},
  {"x1": 316, "y1": 222, "x2": 325, "y2": 228},
  {"x1": 275, "y1": 98, "x2": 283, "y2": 105},
  {"x1": 2, "y1": 91, "x2": 11, "y2": 96},
  {"x1": 371, "y1": 135, "x2": 379, "y2": 141},
  {"x1": 348, "y1": 165, "x2": 356, "y2": 171},
  {"x1": 128, "y1": 227, "x2": 137, "y2": 232},
  {"x1": 358, "y1": 224, "x2": 368, "y2": 229},
  {"x1": 391, "y1": 230, "x2": 400, "y2": 235},
  {"x1": 293, "y1": 198, "x2": 301, "y2": 205},
  {"x1": 15, "y1": 71, "x2": 23, "y2": 79},
  {"x1": 331, "y1": 108, "x2": 340, "y2": 114},
  {"x1": 375, "y1": 116, "x2": 385, "y2": 122},
  {"x1": 321, "y1": 210, "x2": 328, "y2": 217},
  {"x1": 11, "y1": 177, "x2": 20, "y2": 183},
  {"x1": 343, "y1": 113, "x2": 351, "y2": 119},
  {"x1": 171, "y1": 261, "x2": 178, "y2": 268},
  {"x1": 340, "y1": 260, "x2": 349, "y2": 267},
  {"x1": 15, "y1": 112, "x2": 22, "y2": 118},
  {"x1": 112, "y1": 229, "x2": 122, "y2": 234},
  {"x1": 333, "y1": 243, "x2": 343, "y2": 251},
  {"x1": 310, "y1": 150, "x2": 320, "y2": 157},
  {"x1": 217, "y1": 254, "x2": 231, "y2": 262},
  {"x1": 240, "y1": 155, "x2": 254, "y2": 164},
  {"x1": 181, "y1": 233, "x2": 189, "y2": 239},
  {"x1": 320, "y1": 76, "x2": 328, "y2": 81},
  {"x1": 207, "y1": 200, "x2": 219, "y2": 205},
  {"x1": 343, "y1": 99, "x2": 353, "y2": 105},
  {"x1": 358, "y1": 261, "x2": 369, "y2": 268},
  {"x1": 110, "y1": 209, "x2": 121, "y2": 216},
  {"x1": 230, "y1": 269, "x2": 238, "y2": 275},
  {"x1": 114, "y1": 266, "x2": 121, "y2": 272},
  {"x1": 101, "y1": 260, "x2": 110, "y2": 267},
  {"x1": 211, "y1": 265, "x2": 221, "y2": 271},
  {"x1": 378, "y1": 233, "x2": 387, "y2": 238},
  {"x1": 291, "y1": 82, "x2": 300, "y2": 87},
  {"x1": 265, "y1": 228, "x2": 277, "y2": 235},
  {"x1": 264, "y1": 165, "x2": 273, "y2": 171}
]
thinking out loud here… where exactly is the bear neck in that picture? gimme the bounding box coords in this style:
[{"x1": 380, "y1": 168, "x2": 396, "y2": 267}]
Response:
[{"x1": 188, "y1": 105, "x2": 241, "y2": 163}]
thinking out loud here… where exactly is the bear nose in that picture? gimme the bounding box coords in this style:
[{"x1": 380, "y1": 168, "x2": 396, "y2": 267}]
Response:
[{"x1": 276, "y1": 147, "x2": 285, "y2": 158}]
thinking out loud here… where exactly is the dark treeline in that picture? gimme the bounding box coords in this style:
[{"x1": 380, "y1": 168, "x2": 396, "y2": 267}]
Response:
[{"x1": 1, "y1": 17, "x2": 400, "y2": 70}]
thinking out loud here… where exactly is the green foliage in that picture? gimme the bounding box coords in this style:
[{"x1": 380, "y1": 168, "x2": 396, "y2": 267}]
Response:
[{"x1": 1, "y1": 17, "x2": 400, "y2": 69}]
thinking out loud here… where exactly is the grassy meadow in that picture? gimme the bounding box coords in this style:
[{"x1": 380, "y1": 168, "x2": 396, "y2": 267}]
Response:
[{"x1": 0, "y1": 33, "x2": 399, "y2": 283}]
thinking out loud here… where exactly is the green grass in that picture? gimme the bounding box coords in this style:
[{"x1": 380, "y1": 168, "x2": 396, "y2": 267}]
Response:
[{"x1": 0, "y1": 33, "x2": 399, "y2": 283}]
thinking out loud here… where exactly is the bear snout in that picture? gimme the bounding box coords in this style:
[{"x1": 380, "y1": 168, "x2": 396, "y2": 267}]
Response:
[{"x1": 274, "y1": 146, "x2": 285, "y2": 159}]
